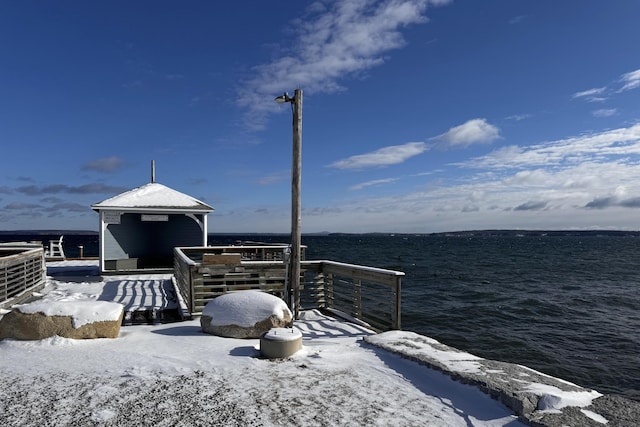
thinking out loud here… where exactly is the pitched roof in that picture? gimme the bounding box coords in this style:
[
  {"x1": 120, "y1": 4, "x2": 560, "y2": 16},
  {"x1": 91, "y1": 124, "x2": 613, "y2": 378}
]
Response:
[{"x1": 91, "y1": 182, "x2": 214, "y2": 212}]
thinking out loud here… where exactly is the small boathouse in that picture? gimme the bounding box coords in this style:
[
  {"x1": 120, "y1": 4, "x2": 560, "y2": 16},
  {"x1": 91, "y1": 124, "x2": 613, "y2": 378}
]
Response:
[{"x1": 91, "y1": 170, "x2": 214, "y2": 274}]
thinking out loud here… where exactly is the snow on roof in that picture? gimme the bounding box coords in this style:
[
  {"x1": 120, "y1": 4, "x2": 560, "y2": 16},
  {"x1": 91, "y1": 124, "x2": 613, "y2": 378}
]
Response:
[{"x1": 92, "y1": 182, "x2": 213, "y2": 212}]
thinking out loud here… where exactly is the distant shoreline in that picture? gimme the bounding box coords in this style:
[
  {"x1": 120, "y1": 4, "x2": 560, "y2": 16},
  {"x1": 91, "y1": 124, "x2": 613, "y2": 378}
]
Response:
[{"x1": 2, "y1": 229, "x2": 640, "y2": 238}]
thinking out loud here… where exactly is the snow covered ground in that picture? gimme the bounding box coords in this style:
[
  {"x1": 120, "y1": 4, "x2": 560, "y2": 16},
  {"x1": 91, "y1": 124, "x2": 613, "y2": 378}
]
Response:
[
  {"x1": 0, "y1": 261, "x2": 612, "y2": 426},
  {"x1": 1, "y1": 310, "x2": 529, "y2": 426}
]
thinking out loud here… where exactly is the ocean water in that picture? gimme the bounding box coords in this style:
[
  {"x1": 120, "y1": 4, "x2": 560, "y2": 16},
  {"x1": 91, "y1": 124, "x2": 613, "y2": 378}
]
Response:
[
  {"x1": 1, "y1": 231, "x2": 639, "y2": 401},
  {"x1": 301, "y1": 233, "x2": 640, "y2": 402}
]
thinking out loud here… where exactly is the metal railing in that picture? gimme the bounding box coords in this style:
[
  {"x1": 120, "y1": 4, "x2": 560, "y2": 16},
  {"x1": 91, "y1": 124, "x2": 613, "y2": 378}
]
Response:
[
  {"x1": 300, "y1": 260, "x2": 403, "y2": 332},
  {"x1": 0, "y1": 244, "x2": 46, "y2": 308},
  {"x1": 174, "y1": 246, "x2": 403, "y2": 331}
]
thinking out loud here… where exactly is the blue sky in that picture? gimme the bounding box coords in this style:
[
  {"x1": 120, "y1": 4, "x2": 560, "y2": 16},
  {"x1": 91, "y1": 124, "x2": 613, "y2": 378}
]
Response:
[{"x1": 2, "y1": 0, "x2": 640, "y2": 233}]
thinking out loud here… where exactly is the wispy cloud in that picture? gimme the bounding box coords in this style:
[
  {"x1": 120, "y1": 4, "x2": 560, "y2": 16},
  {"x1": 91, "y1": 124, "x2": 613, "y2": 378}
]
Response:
[
  {"x1": 328, "y1": 141, "x2": 427, "y2": 170},
  {"x1": 514, "y1": 201, "x2": 547, "y2": 211},
  {"x1": 304, "y1": 206, "x2": 343, "y2": 216},
  {"x1": 187, "y1": 177, "x2": 208, "y2": 186},
  {"x1": 506, "y1": 113, "x2": 532, "y2": 121},
  {"x1": 50, "y1": 202, "x2": 90, "y2": 213},
  {"x1": 16, "y1": 183, "x2": 128, "y2": 196},
  {"x1": 122, "y1": 80, "x2": 142, "y2": 89},
  {"x1": 82, "y1": 156, "x2": 126, "y2": 173},
  {"x1": 572, "y1": 87, "x2": 606, "y2": 101},
  {"x1": 619, "y1": 68, "x2": 640, "y2": 92},
  {"x1": 573, "y1": 68, "x2": 640, "y2": 102},
  {"x1": 585, "y1": 195, "x2": 640, "y2": 209},
  {"x1": 459, "y1": 123, "x2": 640, "y2": 170},
  {"x1": 350, "y1": 177, "x2": 399, "y2": 191},
  {"x1": 257, "y1": 171, "x2": 289, "y2": 185},
  {"x1": 165, "y1": 74, "x2": 184, "y2": 81},
  {"x1": 40, "y1": 197, "x2": 65, "y2": 203},
  {"x1": 236, "y1": 0, "x2": 451, "y2": 131},
  {"x1": 508, "y1": 15, "x2": 528, "y2": 25},
  {"x1": 5, "y1": 202, "x2": 42, "y2": 210},
  {"x1": 592, "y1": 108, "x2": 617, "y2": 118},
  {"x1": 298, "y1": 122, "x2": 640, "y2": 233},
  {"x1": 431, "y1": 118, "x2": 500, "y2": 148}
]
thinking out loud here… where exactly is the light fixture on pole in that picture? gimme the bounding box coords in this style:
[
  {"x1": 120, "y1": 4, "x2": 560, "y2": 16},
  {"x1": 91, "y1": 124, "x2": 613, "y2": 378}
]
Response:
[
  {"x1": 274, "y1": 93, "x2": 294, "y2": 104},
  {"x1": 274, "y1": 89, "x2": 302, "y2": 319}
]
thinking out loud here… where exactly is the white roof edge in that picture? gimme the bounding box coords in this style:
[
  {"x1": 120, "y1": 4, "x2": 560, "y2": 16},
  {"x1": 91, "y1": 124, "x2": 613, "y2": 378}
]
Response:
[
  {"x1": 91, "y1": 206, "x2": 214, "y2": 213},
  {"x1": 91, "y1": 182, "x2": 214, "y2": 212}
]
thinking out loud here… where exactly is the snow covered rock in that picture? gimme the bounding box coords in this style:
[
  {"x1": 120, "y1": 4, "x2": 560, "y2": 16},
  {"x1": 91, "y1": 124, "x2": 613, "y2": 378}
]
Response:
[
  {"x1": 0, "y1": 301, "x2": 124, "y2": 340},
  {"x1": 200, "y1": 291, "x2": 292, "y2": 338}
]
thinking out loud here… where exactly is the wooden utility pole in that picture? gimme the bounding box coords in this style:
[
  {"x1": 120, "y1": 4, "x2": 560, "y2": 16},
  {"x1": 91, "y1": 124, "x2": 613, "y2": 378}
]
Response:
[{"x1": 290, "y1": 89, "x2": 302, "y2": 319}]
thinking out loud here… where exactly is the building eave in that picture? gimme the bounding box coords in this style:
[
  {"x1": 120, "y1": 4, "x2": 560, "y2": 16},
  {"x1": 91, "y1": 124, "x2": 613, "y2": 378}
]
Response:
[{"x1": 91, "y1": 206, "x2": 214, "y2": 214}]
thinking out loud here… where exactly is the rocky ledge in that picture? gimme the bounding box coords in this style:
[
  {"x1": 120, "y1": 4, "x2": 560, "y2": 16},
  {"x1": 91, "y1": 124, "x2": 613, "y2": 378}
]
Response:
[{"x1": 364, "y1": 330, "x2": 639, "y2": 427}]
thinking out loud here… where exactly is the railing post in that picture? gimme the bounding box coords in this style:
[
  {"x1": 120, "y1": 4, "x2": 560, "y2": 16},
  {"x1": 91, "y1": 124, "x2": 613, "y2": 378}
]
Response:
[
  {"x1": 354, "y1": 279, "x2": 362, "y2": 319},
  {"x1": 3, "y1": 265, "x2": 6, "y2": 301},
  {"x1": 314, "y1": 272, "x2": 325, "y2": 308},
  {"x1": 393, "y1": 276, "x2": 402, "y2": 330},
  {"x1": 22, "y1": 258, "x2": 27, "y2": 295},
  {"x1": 189, "y1": 264, "x2": 195, "y2": 315},
  {"x1": 326, "y1": 272, "x2": 334, "y2": 309}
]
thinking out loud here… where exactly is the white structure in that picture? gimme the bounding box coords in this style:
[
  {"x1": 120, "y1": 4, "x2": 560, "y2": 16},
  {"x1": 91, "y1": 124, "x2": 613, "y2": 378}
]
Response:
[{"x1": 92, "y1": 182, "x2": 214, "y2": 273}]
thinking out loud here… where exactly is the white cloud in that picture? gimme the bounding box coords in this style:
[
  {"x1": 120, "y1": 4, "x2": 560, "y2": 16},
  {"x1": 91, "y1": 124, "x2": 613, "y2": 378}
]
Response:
[
  {"x1": 619, "y1": 68, "x2": 640, "y2": 92},
  {"x1": 257, "y1": 171, "x2": 289, "y2": 185},
  {"x1": 235, "y1": 0, "x2": 450, "y2": 131},
  {"x1": 506, "y1": 113, "x2": 532, "y2": 121},
  {"x1": 432, "y1": 118, "x2": 500, "y2": 147},
  {"x1": 502, "y1": 169, "x2": 553, "y2": 186},
  {"x1": 508, "y1": 15, "x2": 528, "y2": 25},
  {"x1": 298, "y1": 156, "x2": 640, "y2": 233},
  {"x1": 460, "y1": 123, "x2": 640, "y2": 170},
  {"x1": 216, "y1": 123, "x2": 640, "y2": 233},
  {"x1": 350, "y1": 177, "x2": 399, "y2": 191},
  {"x1": 572, "y1": 87, "x2": 606, "y2": 100},
  {"x1": 514, "y1": 201, "x2": 547, "y2": 211},
  {"x1": 592, "y1": 108, "x2": 617, "y2": 118},
  {"x1": 329, "y1": 141, "x2": 427, "y2": 170},
  {"x1": 82, "y1": 156, "x2": 126, "y2": 173},
  {"x1": 573, "y1": 68, "x2": 640, "y2": 101}
]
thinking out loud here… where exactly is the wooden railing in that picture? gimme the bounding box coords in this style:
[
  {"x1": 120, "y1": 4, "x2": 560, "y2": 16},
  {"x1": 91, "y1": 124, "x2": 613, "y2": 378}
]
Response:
[
  {"x1": 0, "y1": 244, "x2": 46, "y2": 308},
  {"x1": 174, "y1": 246, "x2": 292, "y2": 316},
  {"x1": 174, "y1": 246, "x2": 404, "y2": 331},
  {"x1": 179, "y1": 245, "x2": 305, "y2": 263}
]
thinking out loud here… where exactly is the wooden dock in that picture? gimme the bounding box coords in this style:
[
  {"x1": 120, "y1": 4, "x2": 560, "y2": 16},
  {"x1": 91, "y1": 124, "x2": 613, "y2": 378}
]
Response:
[
  {"x1": 45, "y1": 261, "x2": 182, "y2": 325},
  {"x1": 174, "y1": 246, "x2": 404, "y2": 331},
  {"x1": 3, "y1": 242, "x2": 405, "y2": 332}
]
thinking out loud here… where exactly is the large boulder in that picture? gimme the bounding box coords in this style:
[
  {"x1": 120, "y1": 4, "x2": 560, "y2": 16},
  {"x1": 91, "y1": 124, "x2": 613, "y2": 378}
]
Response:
[
  {"x1": 201, "y1": 291, "x2": 292, "y2": 338},
  {"x1": 0, "y1": 300, "x2": 124, "y2": 340}
]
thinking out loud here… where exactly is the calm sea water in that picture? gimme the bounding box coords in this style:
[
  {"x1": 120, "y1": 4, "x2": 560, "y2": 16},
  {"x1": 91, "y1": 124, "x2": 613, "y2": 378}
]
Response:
[{"x1": 2, "y1": 231, "x2": 639, "y2": 401}]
